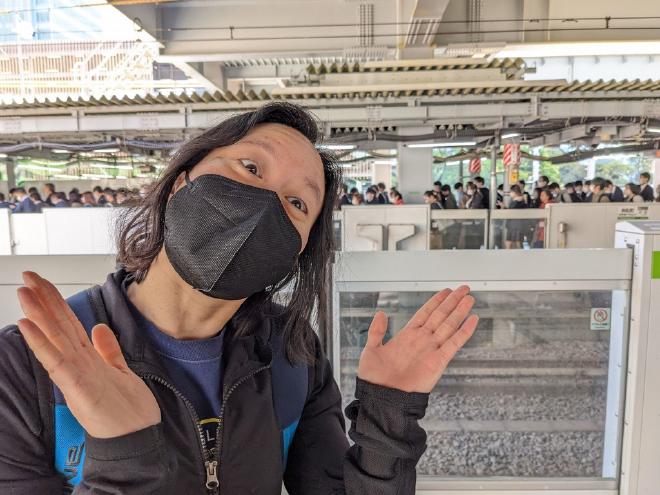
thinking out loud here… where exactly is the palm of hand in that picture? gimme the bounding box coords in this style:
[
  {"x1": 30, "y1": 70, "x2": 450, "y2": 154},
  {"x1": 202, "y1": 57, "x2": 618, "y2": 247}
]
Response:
[
  {"x1": 16, "y1": 271, "x2": 161, "y2": 439},
  {"x1": 357, "y1": 286, "x2": 479, "y2": 394}
]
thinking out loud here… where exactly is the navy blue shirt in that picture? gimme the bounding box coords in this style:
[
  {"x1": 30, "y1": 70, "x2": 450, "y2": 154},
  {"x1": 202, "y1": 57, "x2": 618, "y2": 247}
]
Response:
[{"x1": 122, "y1": 280, "x2": 225, "y2": 451}]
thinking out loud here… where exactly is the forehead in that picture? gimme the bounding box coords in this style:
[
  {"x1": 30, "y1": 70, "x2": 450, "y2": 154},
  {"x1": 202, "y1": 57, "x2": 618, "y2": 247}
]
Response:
[{"x1": 242, "y1": 123, "x2": 323, "y2": 176}]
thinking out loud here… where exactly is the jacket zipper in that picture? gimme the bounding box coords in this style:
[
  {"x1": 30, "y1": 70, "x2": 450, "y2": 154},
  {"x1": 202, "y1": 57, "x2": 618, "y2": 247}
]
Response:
[
  {"x1": 138, "y1": 364, "x2": 272, "y2": 494},
  {"x1": 213, "y1": 363, "x2": 271, "y2": 495},
  {"x1": 137, "y1": 373, "x2": 216, "y2": 491}
]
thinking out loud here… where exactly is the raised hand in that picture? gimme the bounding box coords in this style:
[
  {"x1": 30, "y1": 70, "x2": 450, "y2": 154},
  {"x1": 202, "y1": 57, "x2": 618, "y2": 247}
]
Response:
[
  {"x1": 357, "y1": 286, "x2": 478, "y2": 393},
  {"x1": 16, "y1": 271, "x2": 161, "y2": 439}
]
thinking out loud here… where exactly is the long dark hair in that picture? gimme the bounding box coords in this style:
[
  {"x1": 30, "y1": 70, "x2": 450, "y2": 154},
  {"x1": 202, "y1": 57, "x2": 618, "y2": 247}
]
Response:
[{"x1": 116, "y1": 102, "x2": 340, "y2": 365}]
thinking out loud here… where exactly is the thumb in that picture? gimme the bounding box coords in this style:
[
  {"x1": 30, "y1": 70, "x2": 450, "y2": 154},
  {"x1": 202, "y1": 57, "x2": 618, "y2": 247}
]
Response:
[
  {"x1": 365, "y1": 311, "x2": 388, "y2": 348},
  {"x1": 91, "y1": 324, "x2": 128, "y2": 370}
]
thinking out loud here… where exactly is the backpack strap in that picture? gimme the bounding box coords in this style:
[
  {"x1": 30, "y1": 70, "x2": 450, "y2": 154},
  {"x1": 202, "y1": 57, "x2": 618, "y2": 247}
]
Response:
[
  {"x1": 53, "y1": 286, "x2": 107, "y2": 490},
  {"x1": 268, "y1": 323, "x2": 308, "y2": 470}
]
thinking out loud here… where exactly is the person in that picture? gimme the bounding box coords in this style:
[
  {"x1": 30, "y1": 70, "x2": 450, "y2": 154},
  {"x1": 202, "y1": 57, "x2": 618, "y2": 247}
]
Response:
[
  {"x1": 639, "y1": 172, "x2": 655, "y2": 202},
  {"x1": 454, "y1": 182, "x2": 466, "y2": 208},
  {"x1": 624, "y1": 183, "x2": 644, "y2": 203},
  {"x1": 51, "y1": 191, "x2": 70, "y2": 208},
  {"x1": 440, "y1": 184, "x2": 458, "y2": 209},
  {"x1": 505, "y1": 184, "x2": 527, "y2": 249},
  {"x1": 116, "y1": 189, "x2": 129, "y2": 205},
  {"x1": 533, "y1": 189, "x2": 554, "y2": 248},
  {"x1": 0, "y1": 192, "x2": 9, "y2": 208},
  {"x1": 336, "y1": 183, "x2": 351, "y2": 208},
  {"x1": 474, "y1": 176, "x2": 489, "y2": 208},
  {"x1": 496, "y1": 184, "x2": 504, "y2": 208},
  {"x1": 537, "y1": 175, "x2": 549, "y2": 189},
  {"x1": 12, "y1": 187, "x2": 41, "y2": 213},
  {"x1": 351, "y1": 192, "x2": 364, "y2": 205},
  {"x1": 103, "y1": 188, "x2": 117, "y2": 206},
  {"x1": 465, "y1": 182, "x2": 484, "y2": 209},
  {"x1": 591, "y1": 177, "x2": 611, "y2": 203},
  {"x1": 376, "y1": 183, "x2": 389, "y2": 204},
  {"x1": 93, "y1": 185, "x2": 107, "y2": 206},
  {"x1": 391, "y1": 190, "x2": 404, "y2": 205},
  {"x1": 364, "y1": 187, "x2": 380, "y2": 205},
  {"x1": 81, "y1": 191, "x2": 97, "y2": 207},
  {"x1": 0, "y1": 103, "x2": 478, "y2": 493},
  {"x1": 583, "y1": 180, "x2": 593, "y2": 202},
  {"x1": 423, "y1": 190, "x2": 442, "y2": 209},
  {"x1": 530, "y1": 187, "x2": 543, "y2": 208},
  {"x1": 574, "y1": 180, "x2": 586, "y2": 201},
  {"x1": 561, "y1": 183, "x2": 581, "y2": 203},
  {"x1": 432, "y1": 181, "x2": 442, "y2": 196},
  {"x1": 606, "y1": 180, "x2": 624, "y2": 202},
  {"x1": 656, "y1": 184, "x2": 660, "y2": 202},
  {"x1": 548, "y1": 182, "x2": 561, "y2": 200},
  {"x1": 41, "y1": 183, "x2": 56, "y2": 206},
  {"x1": 518, "y1": 180, "x2": 531, "y2": 206}
]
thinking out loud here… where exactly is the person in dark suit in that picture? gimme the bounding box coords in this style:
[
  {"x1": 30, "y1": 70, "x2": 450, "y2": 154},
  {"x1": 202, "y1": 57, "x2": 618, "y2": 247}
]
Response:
[
  {"x1": 474, "y1": 176, "x2": 489, "y2": 208},
  {"x1": 639, "y1": 172, "x2": 655, "y2": 201},
  {"x1": 12, "y1": 188, "x2": 40, "y2": 213}
]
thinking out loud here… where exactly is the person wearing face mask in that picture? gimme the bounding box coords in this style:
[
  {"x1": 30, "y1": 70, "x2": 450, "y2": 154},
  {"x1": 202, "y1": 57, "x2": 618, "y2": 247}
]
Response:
[
  {"x1": 465, "y1": 183, "x2": 485, "y2": 209},
  {"x1": 0, "y1": 103, "x2": 478, "y2": 495},
  {"x1": 590, "y1": 177, "x2": 611, "y2": 203},
  {"x1": 624, "y1": 183, "x2": 644, "y2": 203},
  {"x1": 364, "y1": 187, "x2": 380, "y2": 205}
]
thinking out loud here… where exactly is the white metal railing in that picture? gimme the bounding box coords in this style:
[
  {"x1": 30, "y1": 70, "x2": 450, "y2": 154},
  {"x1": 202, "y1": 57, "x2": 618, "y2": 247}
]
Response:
[{"x1": 2, "y1": 203, "x2": 660, "y2": 255}]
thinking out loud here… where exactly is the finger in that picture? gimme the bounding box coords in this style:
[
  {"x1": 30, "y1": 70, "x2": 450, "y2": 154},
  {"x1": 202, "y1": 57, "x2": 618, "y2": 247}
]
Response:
[
  {"x1": 423, "y1": 285, "x2": 471, "y2": 332},
  {"x1": 409, "y1": 289, "x2": 451, "y2": 327},
  {"x1": 365, "y1": 311, "x2": 388, "y2": 349},
  {"x1": 91, "y1": 324, "x2": 128, "y2": 370},
  {"x1": 23, "y1": 272, "x2": 89, "y2": 349},
  {"x1": 433, "y1": 315, "x2": 479, "y2": 368},
  {"x1": 17, "y1": 287, "x2": 77, "y2": 353},
  {"x1": 17, "y1": 318, "x2": 80, "y2": 390},
  {"x1": 433, "y1": 295, "x2": 476, "y2": 345}
]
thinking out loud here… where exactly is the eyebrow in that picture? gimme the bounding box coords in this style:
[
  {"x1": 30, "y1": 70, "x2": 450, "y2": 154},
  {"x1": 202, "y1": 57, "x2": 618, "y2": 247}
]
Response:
[{"x1": 243, "y1": 138, "x2": 323, "y2": 206}]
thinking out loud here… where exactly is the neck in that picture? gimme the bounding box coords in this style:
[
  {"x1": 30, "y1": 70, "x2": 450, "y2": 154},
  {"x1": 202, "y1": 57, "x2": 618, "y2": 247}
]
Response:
[{"x1": 126, "y1": 249, "x2": 245, "y2": 340}]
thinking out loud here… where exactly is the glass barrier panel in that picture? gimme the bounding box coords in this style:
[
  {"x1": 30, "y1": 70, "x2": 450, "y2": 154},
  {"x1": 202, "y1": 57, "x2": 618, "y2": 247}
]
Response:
[
  {"x1": 490, "y1": 218, "x2": 545, "y2": 249},
  {"x1": 430, "y1": 219, "x2": 486, "y2": 249},
  {"x1": 339, "y1": 289, "x2": 627, "y2": 479}
]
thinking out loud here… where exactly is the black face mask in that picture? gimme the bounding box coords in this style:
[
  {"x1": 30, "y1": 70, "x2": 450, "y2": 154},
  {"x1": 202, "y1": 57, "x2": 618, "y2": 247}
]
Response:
[{"x1": 163, "y1": 173, "x2": 302, "y2": 300}]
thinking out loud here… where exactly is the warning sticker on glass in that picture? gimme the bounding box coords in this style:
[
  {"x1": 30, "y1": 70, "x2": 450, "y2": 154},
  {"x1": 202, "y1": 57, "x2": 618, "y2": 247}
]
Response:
[{"x1": 590, "y1": 308, "x2": 611, "y2": 331}]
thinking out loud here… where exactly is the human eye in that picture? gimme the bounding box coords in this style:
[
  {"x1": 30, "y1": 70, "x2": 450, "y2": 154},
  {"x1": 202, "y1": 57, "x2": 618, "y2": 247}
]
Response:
[
  {"x1": 286, "y1": 196, "x2": 308, "y2": 213},
  {"x1": 240, "y1": 158, "x2": 260, "y2": 176}
]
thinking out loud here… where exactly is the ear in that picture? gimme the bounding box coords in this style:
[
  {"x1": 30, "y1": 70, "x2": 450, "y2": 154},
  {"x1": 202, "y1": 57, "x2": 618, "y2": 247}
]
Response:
[{"x1": 170, "y1": 171, "x2": 187, "y2": 198}]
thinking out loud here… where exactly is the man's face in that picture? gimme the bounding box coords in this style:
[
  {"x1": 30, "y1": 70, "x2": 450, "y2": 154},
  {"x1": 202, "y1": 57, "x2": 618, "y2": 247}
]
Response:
[
  {"x1": 641, "y1": 175, "x2": 649, "y2": 185},
  {"x1": 366, "y1": 192, "x2": 375, "y2": 201},
  {"x1": 423, "y1": 195, "x2": 433, "y2": 204},
  {"x1": 575, "y1": 185, "x2": 582, "y2": 193},
  {"x1": 433, "y1": 185, "x2": 441, "y2": 193}
]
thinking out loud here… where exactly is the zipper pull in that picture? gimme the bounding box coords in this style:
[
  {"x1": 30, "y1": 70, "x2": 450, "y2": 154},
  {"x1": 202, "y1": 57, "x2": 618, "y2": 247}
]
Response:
[{"x1": 205, "y1": 460, "x2": 219, "y2": 489}]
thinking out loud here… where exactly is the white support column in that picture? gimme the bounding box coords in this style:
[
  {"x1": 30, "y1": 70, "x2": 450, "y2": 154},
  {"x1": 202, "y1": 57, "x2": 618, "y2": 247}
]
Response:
[
  {"x1": 396, "y1": 126, "x2": 434, "y2": 204},
  {"x1": 652, "y1": 158, "x2": 660, "y2": 187}
]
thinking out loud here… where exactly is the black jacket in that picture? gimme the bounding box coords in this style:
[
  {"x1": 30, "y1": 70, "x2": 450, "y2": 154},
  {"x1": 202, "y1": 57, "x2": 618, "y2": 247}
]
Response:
[{"x1": 0, "y1": 270, "x2": 429, "y2": 494}]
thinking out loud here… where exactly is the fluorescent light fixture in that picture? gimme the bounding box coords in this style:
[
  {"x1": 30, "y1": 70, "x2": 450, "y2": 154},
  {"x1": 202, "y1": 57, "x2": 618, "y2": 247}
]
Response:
[
  {"x1": 52, "y1": 174, "x2": 81, "y2": 179},
  {"x1": 647, "y1": 127, "x2": 660, "y2": 133},
  {"x1": 341, "y1": 163, "x2": 353, "y2": 168},
  {"x1": 318, "y1": 144, "x2": 356, "y2": 151},
  {"x1": 407, "y1": 141, "x2": 476, "y2": 148},
  {"x1": 92, "y1": 148, "x2": 120, "y2": 153},
  {"x1": 81, "y1": 173, "x2": 114, "y2": 179},
  {"x1": 0, "y1": 153, "x2": 6, "y2": 158},
  {"x1": 90, "y1": 164, "x2": 134, "y2": 170},
  {"x1": 116, "y1": 175, "x2": 128, "y2": 179},
  {"x1": 372, "y1": 159, "x2": 397, "y2": 165},
  {"x1": 501, "y1": 133, "x2": 520, "y2": 139},
  {"x1": 52, "y1": 149, "x2": 72, "y2": 154},
  {"x1": 494, "y1": 41, "x2": 660, "y2": 58}
]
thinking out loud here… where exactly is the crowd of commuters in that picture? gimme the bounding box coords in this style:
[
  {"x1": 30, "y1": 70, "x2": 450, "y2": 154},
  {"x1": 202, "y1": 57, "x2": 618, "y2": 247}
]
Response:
[
  {"x1": 0, "y1": 183, "x2": 151, "y2": 213},
  {"x1": 336, "y1": 172, "x2": 659, "y2": 211}
]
